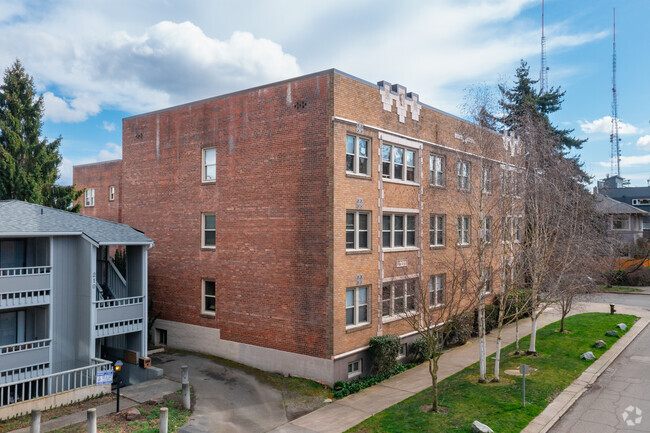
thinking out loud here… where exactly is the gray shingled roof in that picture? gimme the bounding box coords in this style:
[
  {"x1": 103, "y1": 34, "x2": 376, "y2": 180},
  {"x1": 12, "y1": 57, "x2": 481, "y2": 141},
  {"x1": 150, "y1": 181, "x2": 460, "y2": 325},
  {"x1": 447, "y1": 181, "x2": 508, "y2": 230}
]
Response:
[
  {"x1": 0, "y1": 200, "x2": 153, "y2": 246},
  {"x1": 595, "y1": 194, "x2": 648, "y2": 215}
]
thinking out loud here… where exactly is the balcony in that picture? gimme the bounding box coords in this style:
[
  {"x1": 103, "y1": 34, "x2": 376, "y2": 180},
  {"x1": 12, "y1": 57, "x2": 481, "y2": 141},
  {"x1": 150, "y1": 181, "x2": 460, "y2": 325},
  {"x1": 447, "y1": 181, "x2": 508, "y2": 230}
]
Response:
[
  {"x1": 94, "y1": 296, "x2": 144, "y2": 338},
  {"x1": 0, "y1": 357, "x2": 112, "y2": 409},
  {"x1": 0, "y1": 267, "x2": 51, "y2": 308},
  {"x1": 0, "y1": 339, "x2": 51, "y2": 374}
]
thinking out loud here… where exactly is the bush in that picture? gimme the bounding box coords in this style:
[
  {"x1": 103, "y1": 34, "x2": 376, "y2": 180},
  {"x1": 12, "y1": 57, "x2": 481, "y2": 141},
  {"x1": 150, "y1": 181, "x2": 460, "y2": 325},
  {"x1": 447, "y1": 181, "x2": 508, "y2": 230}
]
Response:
[
  {"x1": 407, "y1": 337, "x2": 430, "y2": 364},
  {"x1": 612, "y1": 267, "x2": 650, "y2": 286},
  {"x1": 445, "y1": 312, "x2": 474, "y2": 347},
  {"x1": 485, "y1": 304, "x2": 500, "y2": 332},
  {"x1": 369, "y1": 335, "x2": 401, "y2": 376},
  {"x1": 332, "y1": 363, "x2": 415, "y2": 399}
]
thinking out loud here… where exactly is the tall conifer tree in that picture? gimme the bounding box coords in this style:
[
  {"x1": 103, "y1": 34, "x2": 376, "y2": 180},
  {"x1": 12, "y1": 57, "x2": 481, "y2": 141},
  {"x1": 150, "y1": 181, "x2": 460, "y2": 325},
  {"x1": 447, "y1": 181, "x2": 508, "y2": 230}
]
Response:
[{"x1": 0, "y1": 59, "x2": 81, "y2": 211}]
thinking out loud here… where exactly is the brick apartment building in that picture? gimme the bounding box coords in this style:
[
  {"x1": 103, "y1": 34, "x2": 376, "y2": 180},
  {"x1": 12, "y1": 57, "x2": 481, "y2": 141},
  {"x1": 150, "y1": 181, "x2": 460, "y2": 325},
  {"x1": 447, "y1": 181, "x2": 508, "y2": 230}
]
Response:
[{"x1": 74, "y1": 69, "x2": 518, "y2": 384}]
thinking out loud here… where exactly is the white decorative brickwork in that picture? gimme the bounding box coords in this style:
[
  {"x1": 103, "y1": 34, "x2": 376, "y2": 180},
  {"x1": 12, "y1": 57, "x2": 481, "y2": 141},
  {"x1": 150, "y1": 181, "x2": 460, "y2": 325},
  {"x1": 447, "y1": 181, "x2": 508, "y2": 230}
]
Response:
[{"x1": 378, "y1": 81, "x2": 421, "y2": 123}]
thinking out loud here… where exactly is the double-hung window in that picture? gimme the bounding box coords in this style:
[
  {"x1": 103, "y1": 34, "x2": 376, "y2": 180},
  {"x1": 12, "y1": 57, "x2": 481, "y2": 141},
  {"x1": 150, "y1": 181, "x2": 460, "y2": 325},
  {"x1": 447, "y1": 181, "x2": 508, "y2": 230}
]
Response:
[
  {"x1": 383, "y1": 214, "x2": 417, "y2": 249},
  {"x1": 429, "y1": 215, "x2": 445, "y2": 247},
  {"x1": 457, "y1": 216, "x2": 470, "y2": 245},
  {"x1": 504, "y1": 216, "x2": 522, "y2": 243},
  {"x1": 202, "y1": 280, "x2": 216, "y2": 315},
  {"x1": 481, "y1": 216, "x2": 493, "y2": 244},
  {"x1": 484, "y1": 268, "x2": 492, "y2": 294},
  {"x1": 429, "y1": 154, "x2": 445, "y2": 186},
  {"x1": 108, "y1": 186, "x2": 115, "y2": 201},
  {"x1": 429, "y1": 274, "x2": 445, "y2": 306},
  {"x1": 457, "y1": 160, "x2": 471, "y2": 191},
  {"x1": 346, "y1": 135, "x2": 370, "y2": 175},
  {"x1": 382, "y1": 279, "x2": 416, "y2": 317},
  {"x1": 346, "y1": 212, "x2": 370, "y2": 250},
  {"x1": 202, "y1": 148, "x2": 216, "y2": 182},
  {"x1": 202, "y1": 213, "x2": 216, "y2": 248},
  {"x1": 85, "y1": 188, "x2": 95, "y2": 207},
  {"x1": 482, "y1": 166, "x2": 492, "y2": 193},
  {"x1": 382, "y1": 144, "x2": 417, "y2": 182},
  {"x1": 346, "y1": 286, "x2": 369, "y2": 327}
]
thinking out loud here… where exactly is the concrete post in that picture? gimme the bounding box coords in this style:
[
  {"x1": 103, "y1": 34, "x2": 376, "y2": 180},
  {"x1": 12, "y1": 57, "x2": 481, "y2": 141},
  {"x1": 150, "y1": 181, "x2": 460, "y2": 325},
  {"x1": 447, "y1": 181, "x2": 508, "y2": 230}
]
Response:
[
  {"x1": 87, "y1": 408, "x2": 97, "y2": 433},
  {"x1": 160, "y1": 407, "x2": 169, "y2": 433},
  {"x1": 181, "y1": 365, "x2": 189, "y2": 384},
  {"x1": 182, "y1": 382, "x2": 191, "y2": 410},
  {"x1": 30, "y1": 409, "x2": 41, "y2": 433}
]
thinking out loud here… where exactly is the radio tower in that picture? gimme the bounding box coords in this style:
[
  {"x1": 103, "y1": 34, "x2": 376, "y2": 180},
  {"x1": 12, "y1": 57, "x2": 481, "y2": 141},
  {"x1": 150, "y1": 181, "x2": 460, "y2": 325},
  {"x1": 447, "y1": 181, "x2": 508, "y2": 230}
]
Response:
[
  {"x1": 539, "y1": 0, "x2": 548, "y2": 93},
  {"x1": 610, "y1": 8, "x2": 621, "y2": 177}
]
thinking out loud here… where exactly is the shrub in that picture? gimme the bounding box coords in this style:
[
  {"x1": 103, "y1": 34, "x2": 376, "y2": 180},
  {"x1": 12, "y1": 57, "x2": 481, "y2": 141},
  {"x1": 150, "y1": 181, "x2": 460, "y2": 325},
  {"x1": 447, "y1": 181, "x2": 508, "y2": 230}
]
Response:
[
  {"x1": 332, "y1": 364, "x2": 415, "y2": 399},
  {"x1": 407, "y1": 337, "x2": 430, "y2": 364},
  {"x1": 485, "y1": 304, "x2": 500, "y2": 332},
  {"x1": 445, "y1": 312, "x2": 474, "y2": 347},
  {"x1": 369, "y1": 335, "x2": 401, "y2": 376}
]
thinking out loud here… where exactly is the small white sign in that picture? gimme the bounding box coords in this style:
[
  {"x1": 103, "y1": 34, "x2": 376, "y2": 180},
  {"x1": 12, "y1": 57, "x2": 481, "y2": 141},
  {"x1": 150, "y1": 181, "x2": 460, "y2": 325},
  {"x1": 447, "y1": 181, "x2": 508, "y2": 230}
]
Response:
[{"x1": 96, "y1": 370, "x2": 114, "y2": 385}]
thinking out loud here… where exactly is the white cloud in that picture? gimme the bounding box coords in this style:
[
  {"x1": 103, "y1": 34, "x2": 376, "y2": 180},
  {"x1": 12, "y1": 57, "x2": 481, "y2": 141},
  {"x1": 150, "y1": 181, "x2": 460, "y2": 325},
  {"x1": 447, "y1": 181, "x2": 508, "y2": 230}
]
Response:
[
  {"x1": 43, "y1": 92, "x2": 100, "y2": 123},
  {"x1": 579, "y1": 116, "x2": 639, "y2": 135},
  {"x1": 103, "y1": 121, "x2": 116, "y2": 132},
  {"x1": 2, "y1": 16, "x2": 301, "y2": 118},
  {"x1": 598, "y1": 154, "x2": 650, "y2": 168},
  {"x1": 58, "y1": 142, "x2": 122, "y2": 185},
  {"x1": 637, "y1": 135, "x2": 650, "y2": 149}
]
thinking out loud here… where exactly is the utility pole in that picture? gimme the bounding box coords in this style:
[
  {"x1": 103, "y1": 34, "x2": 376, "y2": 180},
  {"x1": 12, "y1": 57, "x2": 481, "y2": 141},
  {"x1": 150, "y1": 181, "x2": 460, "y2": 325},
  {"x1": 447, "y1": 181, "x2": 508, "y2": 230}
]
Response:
[{"x1": 610, "y1": 8, "x2": 621, "y2": 177}]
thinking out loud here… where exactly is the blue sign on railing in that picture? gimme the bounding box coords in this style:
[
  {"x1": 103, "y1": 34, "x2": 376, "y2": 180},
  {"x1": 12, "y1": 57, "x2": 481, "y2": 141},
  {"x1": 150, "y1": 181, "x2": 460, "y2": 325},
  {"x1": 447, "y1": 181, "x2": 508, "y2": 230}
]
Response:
[{"x1": 96, "y1": 370, "x2": 114, "y2": 385}]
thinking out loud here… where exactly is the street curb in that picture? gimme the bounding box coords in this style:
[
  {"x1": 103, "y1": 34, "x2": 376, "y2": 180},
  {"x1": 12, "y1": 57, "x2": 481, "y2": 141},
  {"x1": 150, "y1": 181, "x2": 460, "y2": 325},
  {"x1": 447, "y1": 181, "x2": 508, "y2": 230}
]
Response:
[
  {"x1": 521, "y1": 315, "x2": 650, "y2": 433},
  {"x1": 600, "y1": 291, "x2": 650, "y2": 295}
]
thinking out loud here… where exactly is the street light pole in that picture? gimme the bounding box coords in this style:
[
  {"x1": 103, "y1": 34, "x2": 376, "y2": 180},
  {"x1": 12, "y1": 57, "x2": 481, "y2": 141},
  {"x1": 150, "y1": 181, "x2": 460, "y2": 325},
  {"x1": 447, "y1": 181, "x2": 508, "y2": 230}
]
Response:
[{"x1": 114, "y1": 360, "x2": 123, "y2": 413}]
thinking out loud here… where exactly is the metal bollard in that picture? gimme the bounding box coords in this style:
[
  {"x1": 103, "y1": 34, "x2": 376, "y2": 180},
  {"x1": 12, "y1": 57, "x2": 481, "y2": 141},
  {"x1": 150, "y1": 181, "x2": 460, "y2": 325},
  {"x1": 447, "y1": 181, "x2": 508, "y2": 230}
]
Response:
[
  {"x1": 181, "y1": 365, "x2": 189, "y2": 384},
  {"x1": 87, "y1": 408, "x2": 97, "y2": 433},
  {"x1": 160, "y1": 407, "x2": 169, "y2": 433},
  {"x1": 30, "y1": 409, "x2": 41, "y2": 433},
  {"x1": 182, "y1": 382, "x2": 191, "y2": 410}
]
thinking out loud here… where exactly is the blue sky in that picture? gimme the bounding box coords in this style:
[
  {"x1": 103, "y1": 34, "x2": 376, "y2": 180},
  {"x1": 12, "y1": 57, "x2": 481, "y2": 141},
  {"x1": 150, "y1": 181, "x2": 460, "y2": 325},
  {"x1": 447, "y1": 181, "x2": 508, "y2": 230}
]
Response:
[{"x1": 0, "y1": 0, "x2": 648, "y2": 186}]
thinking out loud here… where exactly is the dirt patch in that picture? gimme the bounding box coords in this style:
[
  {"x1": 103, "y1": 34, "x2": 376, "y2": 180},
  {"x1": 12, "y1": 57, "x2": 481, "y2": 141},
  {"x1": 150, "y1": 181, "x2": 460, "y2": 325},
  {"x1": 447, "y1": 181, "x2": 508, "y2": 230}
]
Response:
[
  {"x1": 0, "y1": 394, "x2": 114, "y2": 433},
  {"x1": 419, "y1": 405, "x2": 449, "y2": 414}
]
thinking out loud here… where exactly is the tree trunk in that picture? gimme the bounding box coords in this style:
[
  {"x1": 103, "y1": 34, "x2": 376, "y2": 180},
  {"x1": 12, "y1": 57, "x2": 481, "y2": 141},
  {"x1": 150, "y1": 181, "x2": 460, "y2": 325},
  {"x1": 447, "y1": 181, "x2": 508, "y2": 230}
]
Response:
[
  {"x1": 514, "y1": 291, "x2": 520, "y2": 353},
  {"x1": 478, "y1": 305, "x2": 487, "y2": 382},
  {"x1": 429, "y1": 356, "x2": 439, "y2": 412},
  {"x1": 528, "y1": 310, "x2": 537, "y2": 354},
  {"x1": 560, "y1": 313, "x2": 565, "y2": 333},
  {"x1": 493, "y1": 306, "x2": 505, "y2": 382}
]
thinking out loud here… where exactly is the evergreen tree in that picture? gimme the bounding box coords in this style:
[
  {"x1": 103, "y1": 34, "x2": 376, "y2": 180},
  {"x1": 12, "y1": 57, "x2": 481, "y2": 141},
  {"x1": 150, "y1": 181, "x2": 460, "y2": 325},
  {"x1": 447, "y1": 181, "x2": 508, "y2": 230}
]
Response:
[
  {"x1": 0, "y1": 59, "x2": 81, "y2": 211},
  {"x1": 499, "y1": 60, "x2": 587, "y2": 151}
]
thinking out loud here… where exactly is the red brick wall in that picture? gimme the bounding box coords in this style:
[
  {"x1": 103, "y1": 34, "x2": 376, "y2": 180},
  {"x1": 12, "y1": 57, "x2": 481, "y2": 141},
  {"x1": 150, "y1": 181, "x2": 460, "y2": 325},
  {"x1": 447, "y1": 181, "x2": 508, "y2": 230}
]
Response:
[
  {"x1": 73, "y1": 160, "x2": 122, "y2": 223},
  {"x1": 119, "y1": 72, "x2": 334, "y2": 359}
]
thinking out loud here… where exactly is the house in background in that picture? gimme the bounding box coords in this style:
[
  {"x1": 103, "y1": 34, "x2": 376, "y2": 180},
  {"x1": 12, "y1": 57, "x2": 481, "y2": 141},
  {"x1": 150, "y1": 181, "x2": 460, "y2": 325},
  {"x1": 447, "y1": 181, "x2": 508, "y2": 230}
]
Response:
[
  {"x1": 598, "y1": 176, "x2": 650, "y2": 239},
  {"x1": 595, "y1": 194, "x2": 648, "y2": 245},
  {"x1": 0, "y1": 200, "x2": 154, "y2": 418}
]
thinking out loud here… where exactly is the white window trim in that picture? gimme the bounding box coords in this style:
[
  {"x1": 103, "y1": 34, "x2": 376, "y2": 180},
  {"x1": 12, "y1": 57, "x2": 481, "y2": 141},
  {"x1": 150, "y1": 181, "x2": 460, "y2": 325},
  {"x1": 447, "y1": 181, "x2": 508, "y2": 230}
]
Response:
[
  {"x1": 381, "y1": 278, "x2": 417, "y2": 319},
  {"x1": 85, "y1": 188, "x2": 95, "y2": 207},
  {"x1": 503, "y1": 215, "x2": 523, "y2": 244},
  {"x1": 346, "y1": 134, "x2": 371, "y2": 176},
  {"x1": 346, "y1": 286, "x2": 370, "y2": 329},
  {"x1": 430, "y1": 214, "x2": 445, "y2": 247},
  {"x1": 429, "y1": 154, "x2": 445, "y2": 187},
  {"x1": 611, "y1": 215, "x2": 631, "y2": 231},
  {"x1": 346, "y1": 211, "x2": 371, "y2": 251},
  {"x1": 482, "y1": 166, "x2": 492, "y2": 194},
  {"x1": 429, "y1": 274, "x2": 445, "y2": 307},
  {"x1": 347, "y1": 359, "x2": 362, "y2": 379},
  {"x1": 382, "y1": 213, "x2": 418, "y2": 250},
  {"x1": 382, "y1": 143, "x2": 419, "y2": 183},
  {"x1": 202, "y1": 147, "x2": 217, "y2": 183},
  {"x1": 108, "y1": 186, "x2": 115, "y2": 202},
  {"x1": 457, "y1": 215, "x2": 471, "y2": 246},
  {"x1": 457, "y1": 160, "x2": 471, "y2": 191},
  {"x1": 201, "y1": 279, "x2": 216, "y2": 316},
  {"x1": 480, "y1": 216, "x2": 493, "y2": 244},
  {"x1": 201, "y1": 213, "x2": 216, "y2": 249}
]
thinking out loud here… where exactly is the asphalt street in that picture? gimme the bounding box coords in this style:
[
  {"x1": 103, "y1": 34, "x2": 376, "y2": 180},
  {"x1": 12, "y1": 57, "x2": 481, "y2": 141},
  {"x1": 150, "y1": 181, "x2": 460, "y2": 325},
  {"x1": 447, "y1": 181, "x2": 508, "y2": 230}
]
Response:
[{"x1": 551, "y1": 290, "x2": 650, "y2": 432}]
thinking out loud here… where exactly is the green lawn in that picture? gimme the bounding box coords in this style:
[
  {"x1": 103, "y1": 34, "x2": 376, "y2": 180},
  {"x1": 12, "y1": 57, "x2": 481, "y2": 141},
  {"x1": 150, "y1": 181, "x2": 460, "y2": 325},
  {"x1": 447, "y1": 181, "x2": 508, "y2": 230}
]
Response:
[
  {"x1": 598, "y1": 285, "x2": 643, "y2": 293},
  {"x1": 348, "y1": 313, "x2": 637, "y2": 433}
]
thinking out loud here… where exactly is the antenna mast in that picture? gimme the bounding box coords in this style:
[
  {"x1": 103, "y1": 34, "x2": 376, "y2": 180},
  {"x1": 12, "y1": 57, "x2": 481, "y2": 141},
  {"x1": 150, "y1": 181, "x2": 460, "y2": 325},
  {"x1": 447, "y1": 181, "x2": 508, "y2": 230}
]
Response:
[
  {"x1": 539, "y1": 0, "x2": 548, "y2": 93},
  {"x1": 610, "y1": 8, "x2": 621, "y2": 177}
]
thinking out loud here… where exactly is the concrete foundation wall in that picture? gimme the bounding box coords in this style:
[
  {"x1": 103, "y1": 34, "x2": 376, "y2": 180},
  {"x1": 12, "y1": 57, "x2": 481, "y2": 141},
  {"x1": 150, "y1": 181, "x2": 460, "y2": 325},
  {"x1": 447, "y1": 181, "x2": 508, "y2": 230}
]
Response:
[
  {"x1": 0, "y1": 384, "x2": 110, "y2": 421},
  {"x1": 155, "y1": 319, "x2": 335, "y2": 385}
]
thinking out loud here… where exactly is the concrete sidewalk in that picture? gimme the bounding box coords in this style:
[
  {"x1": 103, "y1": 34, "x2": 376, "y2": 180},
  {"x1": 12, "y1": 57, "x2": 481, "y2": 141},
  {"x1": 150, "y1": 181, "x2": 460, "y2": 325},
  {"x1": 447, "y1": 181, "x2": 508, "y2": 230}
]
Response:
[{"x1": 270, "y1": 302, "x2": 650, "y2": 433}]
